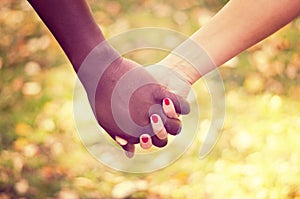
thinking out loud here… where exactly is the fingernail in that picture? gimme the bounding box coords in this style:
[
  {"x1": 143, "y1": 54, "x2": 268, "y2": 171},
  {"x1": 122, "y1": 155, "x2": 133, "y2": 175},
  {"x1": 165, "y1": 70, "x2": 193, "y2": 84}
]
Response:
[
  {"x1": 140, "y1": 134, "x2": 152, "y2": 149},
  {"x1": 115, "y1": 136, "x2": 128, "y2": 146},
  {"x1": 164, "y1": 98, "x2": 170, "y2": 106},
  {"x1": 151, "y1": 115, "x2": 159, "y2": 123},
  {"x1": 141, "y1": 136, "x2": 149, "y2": 143},
  {"x1": 163, "y1": 98, "x2": 178, "y2": 119}
]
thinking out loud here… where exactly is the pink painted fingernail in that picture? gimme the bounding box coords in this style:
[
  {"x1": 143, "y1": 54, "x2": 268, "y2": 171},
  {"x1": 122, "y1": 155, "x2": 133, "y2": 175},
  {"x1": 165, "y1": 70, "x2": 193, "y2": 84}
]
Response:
[
  {"x1": 151, "y1": 115, "x2": 159, "y2": 123},
  {"x1": 141, "y1": 136, "x2": 149, "y2": 143},
  {"x1": 164, "y1": 98, "x2": 170, "y2": 106}
]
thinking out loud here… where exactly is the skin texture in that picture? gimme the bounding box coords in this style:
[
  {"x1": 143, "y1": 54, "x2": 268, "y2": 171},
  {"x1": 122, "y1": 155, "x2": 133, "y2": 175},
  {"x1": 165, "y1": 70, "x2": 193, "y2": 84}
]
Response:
[
  {"x1": 27, "y1": 0, "x2": 190, "y2": 156},
  {"x1": 27, "y1": 0, "x2": 104, "y2": 71},
  {"x1": 26, "y1": 0, "x2": 300, "y2": 156},
  {"x1": 161, "y1": 0, "x2": 300, "y2": 83},
  {"x1": 93, "y1": 57, "x2": 190, "y2": 152}
]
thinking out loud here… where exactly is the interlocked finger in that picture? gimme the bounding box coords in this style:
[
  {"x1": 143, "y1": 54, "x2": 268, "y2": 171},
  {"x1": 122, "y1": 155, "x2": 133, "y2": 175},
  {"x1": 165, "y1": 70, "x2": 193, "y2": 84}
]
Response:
[
  {"x1": 139, "y1": 134, "x2": 152, "y2": 149},
  {"x1": 150, "y1": 114, "x2": 168, "y2": 140},
  {"x1": 121, "y1": 143, "x2": 135, "y2": 158},
  {"x1": 163, "y1": 98, "x2": 179, "y2": 119},
  {"x1": 138, "y1": 98, "x2": 184, "y2": 150}
]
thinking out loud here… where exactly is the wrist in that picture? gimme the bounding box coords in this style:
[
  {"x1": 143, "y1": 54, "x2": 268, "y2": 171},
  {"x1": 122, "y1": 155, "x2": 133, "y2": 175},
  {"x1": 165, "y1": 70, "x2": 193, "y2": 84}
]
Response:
[
  {"x1": 77, "y1": 40, "x2": 121, "y2": 94},
  {"x1": 160, "y1": 38, "x2": 217, "y2": 85},
  {"x1": 158, "y1": 55, "x2": 200, "y2": 85}
]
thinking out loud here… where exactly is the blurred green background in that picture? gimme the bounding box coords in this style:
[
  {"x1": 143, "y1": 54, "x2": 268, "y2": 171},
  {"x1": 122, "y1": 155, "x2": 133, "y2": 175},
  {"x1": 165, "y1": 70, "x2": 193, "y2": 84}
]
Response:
[{"x1": 1, "y1": 0, "x2": 300, "y2": 198}]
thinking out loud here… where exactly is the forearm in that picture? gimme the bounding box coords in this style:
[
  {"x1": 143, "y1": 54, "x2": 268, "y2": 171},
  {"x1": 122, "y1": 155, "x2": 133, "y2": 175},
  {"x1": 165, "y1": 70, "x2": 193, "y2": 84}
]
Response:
[
  {"x1": 194, "y1": 0, "x2": 300, "y2": 66},
  {"x1": 163, "y1": 0, "x2": 300, "y2": 84},
  {"x1": 27, "y1": 0, "x2": 105, "y2": 71}
]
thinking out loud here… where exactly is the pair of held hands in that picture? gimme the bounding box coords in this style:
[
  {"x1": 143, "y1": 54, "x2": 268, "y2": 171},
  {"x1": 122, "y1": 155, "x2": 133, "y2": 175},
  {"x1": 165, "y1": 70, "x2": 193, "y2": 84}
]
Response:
[{"x1": 80, "y1": 47, "x2": 191, "y2": 158}]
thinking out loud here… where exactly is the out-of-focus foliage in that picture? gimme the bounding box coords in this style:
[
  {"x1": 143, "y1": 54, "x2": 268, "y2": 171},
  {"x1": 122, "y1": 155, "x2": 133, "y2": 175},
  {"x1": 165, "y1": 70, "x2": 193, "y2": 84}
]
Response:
[{"x1": 0, "y1": 0, "x2": 300, "y2": 198}]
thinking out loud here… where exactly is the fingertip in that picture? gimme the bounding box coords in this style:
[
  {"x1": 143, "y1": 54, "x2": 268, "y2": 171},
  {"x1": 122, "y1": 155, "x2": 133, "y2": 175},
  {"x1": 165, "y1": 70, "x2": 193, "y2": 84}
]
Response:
[
  {"x1": 151, "y1": 135, "x2": 168, "y2": 147},
  {"x1": 150, "y1": 114, "x2": 168, "y2": 140},
  {"x1": 139, "y1": 134, "x2": 152, "y2": 149},
  {"x1": 165, "y1": 93, "x2": 190, "y2": 115},
  {"x1": 123, "y1": 144, "x2": 135, "y2": 158},
  {"x1": 162, "y1": 98, "x2": 178, "y2": 119},
  {"x1": 151, "y1": 114, "x2": 160, "y2": 124},
  {"x1": 174, "y1": 96, "x2": 190, "y2": 115},
  {"x1": 125, "y1": 151, "x2": 134, "y2": 158},
  {"x1": 179, "y1": 99, "x2": 190, "y2": 115},
  {"x1": 164, "y1": 117, "x2": 182, "y2": 135}
]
